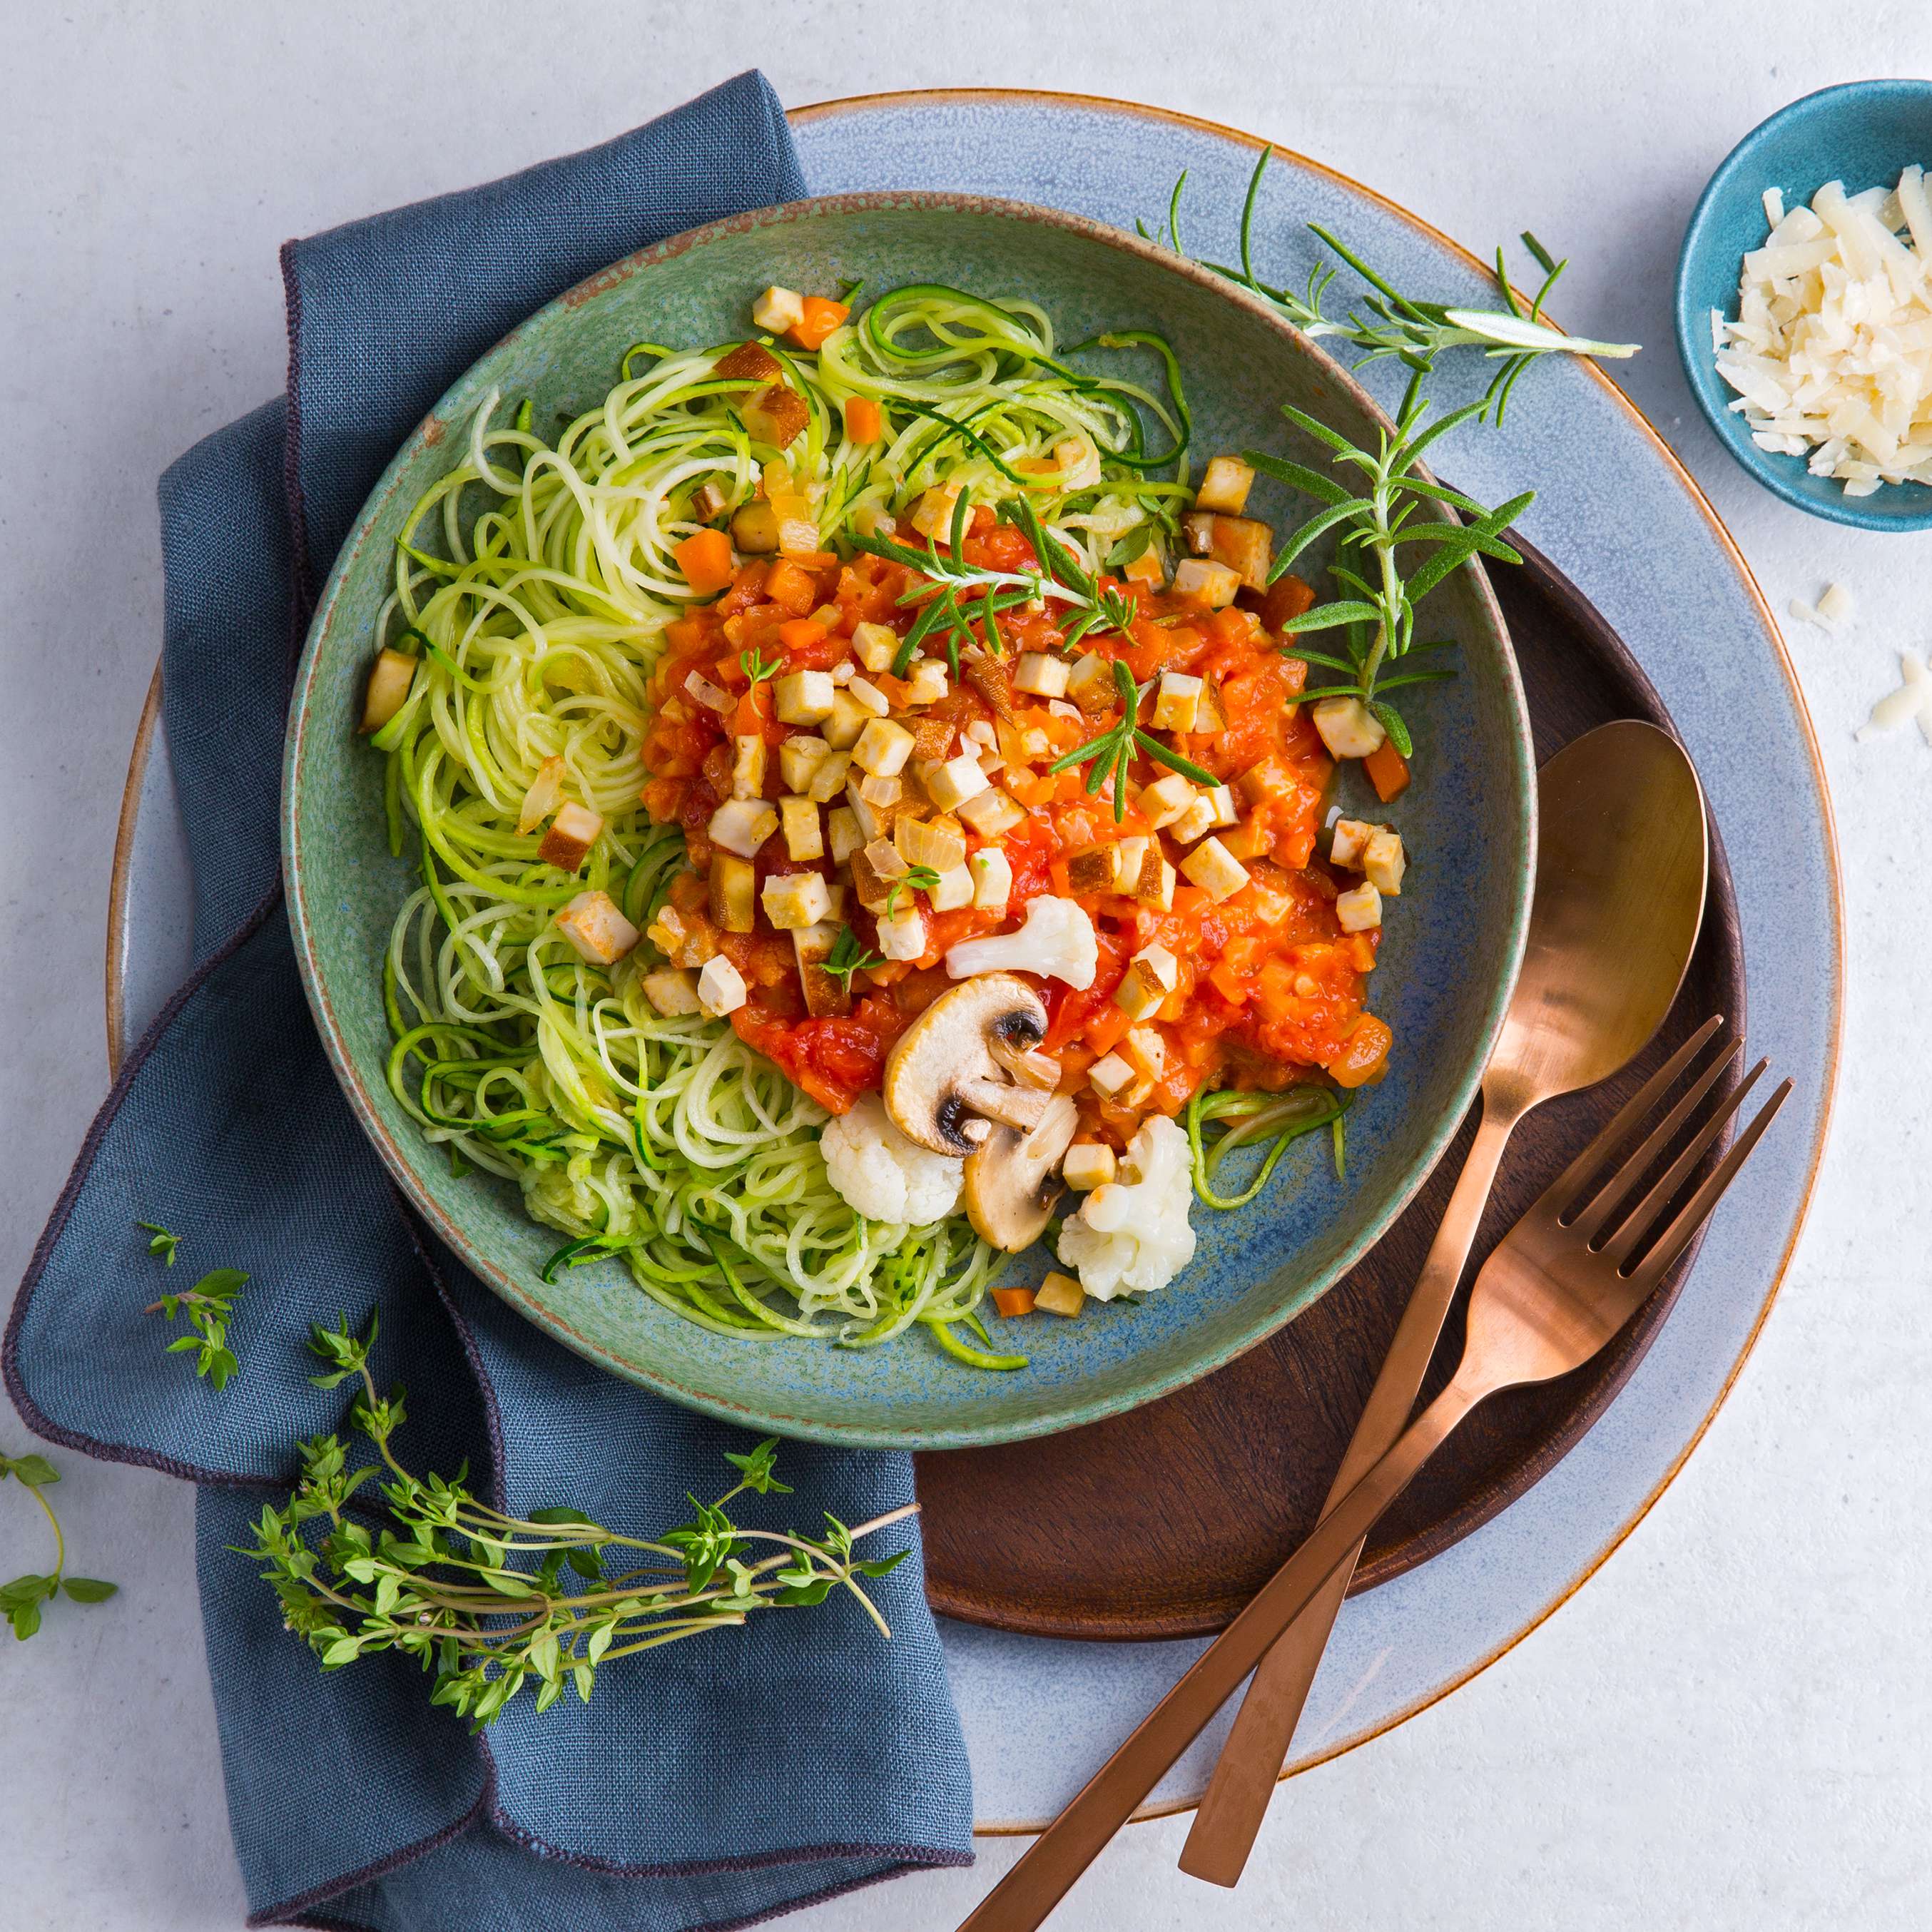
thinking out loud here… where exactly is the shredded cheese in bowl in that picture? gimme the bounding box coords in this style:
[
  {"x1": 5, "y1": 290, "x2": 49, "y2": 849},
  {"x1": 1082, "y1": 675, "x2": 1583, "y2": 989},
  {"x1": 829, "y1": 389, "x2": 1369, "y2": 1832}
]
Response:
[{"x1": 1714, "y1": 168, "x2": 1932, "y2": 496}]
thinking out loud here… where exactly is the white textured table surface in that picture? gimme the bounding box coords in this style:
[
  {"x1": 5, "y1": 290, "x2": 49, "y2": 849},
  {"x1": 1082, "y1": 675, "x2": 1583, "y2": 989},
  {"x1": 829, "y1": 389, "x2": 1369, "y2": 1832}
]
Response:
[{"x1": 2, "y1": 4, "x2": 1925, "y2": 1927}]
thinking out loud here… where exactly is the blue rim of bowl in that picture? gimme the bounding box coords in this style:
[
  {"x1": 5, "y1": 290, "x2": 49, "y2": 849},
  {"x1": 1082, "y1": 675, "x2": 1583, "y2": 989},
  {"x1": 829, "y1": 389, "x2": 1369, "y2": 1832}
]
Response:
[
  {"x1": 1674, "y1": 78, "x2": 1932, "y2": 532},
  {"x1": 282, "y1": 189, "x2": 1536, "y2": 1450}
]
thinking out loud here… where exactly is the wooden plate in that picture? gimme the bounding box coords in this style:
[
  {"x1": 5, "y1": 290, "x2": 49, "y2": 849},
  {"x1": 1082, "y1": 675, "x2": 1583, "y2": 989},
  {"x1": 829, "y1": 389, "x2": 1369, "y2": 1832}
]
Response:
[{"x1": 915, "y1": 532, "x2": 1746, "y2": 1639}]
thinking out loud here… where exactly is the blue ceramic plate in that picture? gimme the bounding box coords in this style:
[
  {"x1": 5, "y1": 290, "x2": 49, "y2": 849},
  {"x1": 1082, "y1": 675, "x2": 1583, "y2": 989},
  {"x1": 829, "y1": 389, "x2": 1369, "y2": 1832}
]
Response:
[
  {"x1": 1676, "y1": 78, "x2": 1932, "y2": 532},
  {"x1": 280, "y1": 193, "x2": 1535, "y2": 1453}
]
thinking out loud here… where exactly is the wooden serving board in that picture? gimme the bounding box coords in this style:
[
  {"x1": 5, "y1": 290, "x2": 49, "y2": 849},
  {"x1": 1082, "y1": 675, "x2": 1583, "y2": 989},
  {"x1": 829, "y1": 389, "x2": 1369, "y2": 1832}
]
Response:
[{"x1": 914, "y1": 534, "x2": 1746, "y2": 1640}]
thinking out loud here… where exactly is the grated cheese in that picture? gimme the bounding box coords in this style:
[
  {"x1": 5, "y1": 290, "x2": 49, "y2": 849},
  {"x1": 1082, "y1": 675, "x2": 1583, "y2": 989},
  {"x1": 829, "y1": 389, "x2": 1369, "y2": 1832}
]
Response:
[
  {"x1": 1714, "y1": 168, "x2": 1932, "y2": 496},
  {"x1": 1789, "y1": 581, "x2": 1854, "y2": 632},
  {"x1": 1856, "y1": 651, "x2": 1932, "y2": 744}
]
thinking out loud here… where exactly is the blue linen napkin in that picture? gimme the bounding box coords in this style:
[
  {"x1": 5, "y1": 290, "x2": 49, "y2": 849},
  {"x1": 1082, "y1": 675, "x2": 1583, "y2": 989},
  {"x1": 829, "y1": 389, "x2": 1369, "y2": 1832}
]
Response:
[{"x1": 4, "y1": 72, "x2": 974, "y2": 1931}]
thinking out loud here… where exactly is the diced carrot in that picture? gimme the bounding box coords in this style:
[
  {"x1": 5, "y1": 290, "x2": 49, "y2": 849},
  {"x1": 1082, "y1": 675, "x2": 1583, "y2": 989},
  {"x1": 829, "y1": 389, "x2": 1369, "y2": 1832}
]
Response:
[
  {"x1": 777, "y1": 616, "x2": 829, "y2": 651},
  {"x1": 665, "y1": 616, "x2": 708, "y2": 653},
  {"x1": 992, "y1": 1286, "x2": 1037, "y2": 1318},
  {"x1": 730, "y1": 683, "x2": 771, "y2": 738},
  {"x1": 844, "y1": 395, "x2": 883, "y2": 443},
  {"x1": 675, "y1": 529, "x2": 735, "y2": 597},
  {"x1": 1363, "y1": 738, "x2": 1411, "y2": 802},
  {"x1": 764, "y1": 559, "x2": 818, "y2": 616},
  {"x1": 786, "y1": 297, "x2": 850, "y2": 352},
  {"x1": 1083, "y1": 1005, "x2": 1130, "y2": 1056},
  {"x1": 1207, "y1": 960, "x2": 1249, "y2": 1005},
  {"x1": 1347, "y1": 933, "x2": 1379, "y2": 972},
  {"x1": 1254, "y1": 957, "x2": 1297, "y2": 1022}
]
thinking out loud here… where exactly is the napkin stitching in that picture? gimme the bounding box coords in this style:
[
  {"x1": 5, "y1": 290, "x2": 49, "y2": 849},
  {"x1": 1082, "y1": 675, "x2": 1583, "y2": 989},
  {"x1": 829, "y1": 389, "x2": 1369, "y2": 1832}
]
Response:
[{"x1": 280, "y1": 239, "x2": 318, "y2": 631}]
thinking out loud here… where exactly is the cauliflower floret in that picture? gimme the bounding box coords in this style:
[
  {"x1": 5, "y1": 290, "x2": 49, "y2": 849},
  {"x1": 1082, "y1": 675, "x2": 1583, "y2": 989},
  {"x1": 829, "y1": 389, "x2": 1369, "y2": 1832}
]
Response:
[
  {"x1": 820, "y1": 1093, "x2": 965, "y2": 1226},
  {"x1": 943, "y1": 894, "x2": 1098, "y2": 989},
  {"x1": 1055, "y1": 1117, "x2": 1196, "y2": 1301}
]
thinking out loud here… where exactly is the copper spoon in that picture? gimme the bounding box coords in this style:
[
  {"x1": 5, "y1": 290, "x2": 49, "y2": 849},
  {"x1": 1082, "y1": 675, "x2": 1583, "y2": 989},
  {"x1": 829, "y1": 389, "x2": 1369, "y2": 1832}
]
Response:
[
  {"x1": 1178, "y1": 717, "x2": 1709, "y2": 1883},
  {"x1": 959, "y1": 1009, "x2": 1785, "y2": 1932}
]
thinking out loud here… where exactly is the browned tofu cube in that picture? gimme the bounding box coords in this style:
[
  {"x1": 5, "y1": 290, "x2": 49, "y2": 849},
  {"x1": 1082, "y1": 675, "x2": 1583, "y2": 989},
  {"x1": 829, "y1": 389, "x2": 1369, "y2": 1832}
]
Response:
[
  {"x1": 714, "y1": 341, "x2": 783, "y2": 382},
  {"x1": 709, "y1": 853, "x2": 757, "y2": 934},
  {"x1": 1064, "y1": 846, "x2": 1116, "y2": 895},
  {"x1": 743, "y1": 382, "x2": 810, "y2": 450},
  {"x1": 538, "y1": 800, "x2": 604, "y2": 871}
]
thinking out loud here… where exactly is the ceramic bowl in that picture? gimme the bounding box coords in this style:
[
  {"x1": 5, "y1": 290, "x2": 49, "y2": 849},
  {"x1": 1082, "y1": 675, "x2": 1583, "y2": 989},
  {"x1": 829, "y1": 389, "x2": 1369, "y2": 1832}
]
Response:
[
  {"x1": 1676, "y1": 78, "x2": 1932, "y2": 532},
  {"x1": 284, "y1": 193, "x2": 1535, "y2": 1448}
]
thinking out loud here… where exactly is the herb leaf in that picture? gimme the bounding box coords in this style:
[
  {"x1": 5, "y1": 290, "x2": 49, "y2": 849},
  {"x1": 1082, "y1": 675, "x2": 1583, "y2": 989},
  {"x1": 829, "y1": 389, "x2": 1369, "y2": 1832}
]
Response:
[{"x1": 136, "y1": 1220, "x2": 181, "y2": 1266}]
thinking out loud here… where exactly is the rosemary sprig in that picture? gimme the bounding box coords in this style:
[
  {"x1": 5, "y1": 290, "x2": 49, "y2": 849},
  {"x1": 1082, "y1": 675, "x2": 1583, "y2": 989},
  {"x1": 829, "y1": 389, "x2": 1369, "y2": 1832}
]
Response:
[
  {"x1": 1172, "y1": 148, "x2": 1638, "y2": 422},
  {"x1": 136, "y1": 1219, "x2": 180, "y2": 1266},
  {"x1": 822, "y1": 925, "x2": 883, "y2": 990},
  {"x1": 1049, "y1": 659, "x2": 1217, "y2": 823},
  {"x1": 1, "y1": 1450, "x2": 118, "y2": 1640},
  {"x1": 147, "y1": 1268, "x2": 248, "y2": 1390},
  {"x1": 1244, "y1": 384, "x2": 1532, "y2": 753},
  {"x1": 240, "y1": 1313, "x2": 912, "y2": 1729}
]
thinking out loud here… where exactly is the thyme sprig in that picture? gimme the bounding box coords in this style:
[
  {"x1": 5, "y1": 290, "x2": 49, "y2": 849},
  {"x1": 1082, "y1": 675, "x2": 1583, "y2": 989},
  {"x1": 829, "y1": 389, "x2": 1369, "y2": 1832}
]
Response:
[
  {"x1": 739, "y1": 646, "x2": 781, "y2": 686},
  {"x1": 1, "y1": 1450, "x2": 118, "y2": 1640},
  {"x1": 146, "y1": 1267, "x2": 248, "y2": 1390},
  {"x1": 822, "y1": 925, "x2": 883, "y2": 991},
  {"x1": 1244, "y1": 387, "x2": 1533, "y2": 753},
  {"x1": 1168, "y1": 149, "x2": 1637, "y2": 422},
  {"x1": 883, "y1": 865, "x2": 941, "y2": 918},
  {"x1": 240, "y1": 1313, "x2": 915, "y2": 1730},
  {"x1": 1049, "y1": 659, "x2": 1217, "y2": 823},
  {"x1": 136, "y1": 1219, "x2": 180, "y2": 1265}
]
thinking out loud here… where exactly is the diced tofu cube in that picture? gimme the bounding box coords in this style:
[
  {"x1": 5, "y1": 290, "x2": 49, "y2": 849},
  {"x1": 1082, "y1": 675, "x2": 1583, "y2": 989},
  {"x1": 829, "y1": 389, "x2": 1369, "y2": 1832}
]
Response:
[
  {"x1": 1171, "y1": 557, "x2": 1242, "y2": 607},
  {"x1": 1311, "y1": 696, "x2": 1386, "y2": 761},
  {"x1": 875, "y1": 904, "x2": 928, "y2": 961},
  {"x1": 555, "y1": 890, "x2": 639, "y2": 966},
  {"x1": 1110, "y1": 837, "x2": 1149, "y2": 891},
  {"x1": 707, "y1": 798, "x2": 778, "y2": 858},
  {"x1": 539, "y1": 800, "x2": 604, "y2": 870},
  {"x1": 779, "y1": 795, "x2": 823, "y2": 861},
  {"x1": 850, "y1": 716, "x2": 914, "y2": 777},
  {"x1": 731, "y1": 734, "x2": 767, "y2": 801},
  {"x1": 1062, "y1": 1144, "x2": 1117, "y2": 1191},
  {"x1": 927, "y1": 863, "x2": 975, "y2": 912},
  {"x1": 927, "y1": 753, "x2": 990, "y2": 811},
  {"x1": 731, "y1": 501, "x2": 779, "y2": 553},
  {"x1": 1179, "y1": 837, "x2": 1250, "y2": 903},
  {"x1": 970, "y1": 848, "x2": 1012, "y2": 911},
  {"x1": 1209, "y1": 515, "x2": 1273, "y2": 591},
  {"x1": 820, "y1": 689, "x2": 873, "y2": 750},
  {"x1": 696, "y1": 954, "x2": 748, "y2": 1017},
  {"x1": 1362, "y1": 828, "x2": 1406, "y2": 896},
  {"x1": 1114, "y1": 944, "x2": 1179, "y2": 1020},
  {"x1": 896, "y1": 815, "x2": 966, "y2": 873},
  {"x1": 847, "y1": 676, "x2": 890, "y2": 718},
  {"x1": 1065, "y1": 845, "x2": 1115, "y2": 894},
  {"x1": 955, "y1": 786, "x2": 1024, "y2": 838},
  {"x1": 770, "y1": 492, "x2": 819, "y2": 556},
  {"x1": 1087, "y1": 1052, "x2": 1135, "y2": 1099},
  {"x1": 1054, "y1": 437, "x2": 1103, "y2": 489},
  {"x1": 851, "y1": 621, "x2": 900, "y2": 672},
  {"x1": 1137, "y1": 773, "x2": 1196, "y2": 830},
  {"x1": 904, "y1": 659, "x2": 948, "y2": 706},
  {"x1": 1015, "y1": 652, "x2": 1070, "y2": 698},
  {"x1": 779, "y1": 735, "x2": 832, "y2": 794},
  {"x1": 716, "y1": 342, "x2": 783, "y2": 384},
  {"x1": 773, "y1": 671, "x2": 835, "y2": 726},
  {"x1": 853, "y1": 502, "x2": 897, "y2": 539},
  {"x1": 909, "y1": 482, "x2": 964, "y2": 538},
  {"x1": 1066, "y1": 654, "x2": 1111, "y2": 708},
  {"x1": 1151, "y1": 672, "x2": 1202, "y2": 732},
  {"x1": 1336, "y1": 881, "x2": 1383, "y2": 932},
  {"x1": 790, "y1": 921, "x2": 851, "y2": 1017},
  {"x1": 743, "y1": 383, "x2": 809, "y2": 450},
  {"x1": 1137, "y1": 858, "x2": 1176, "y2": 911},
  {"x1": 1121, "y1": 544, "x2": 1164, "y2": 589},
  {"x1": 360, "y1": 648, "x2": 417, "y2": 732},
  {"x1": 709, "y1": 853, "x2": 756, "y2": 934},
  {"x1": 1330, "y1": 817, "x2": 1374, "y2": 869},
  {"x1": 1222, "y1": 815, "x2": 1270, "y2": 861},
  {"x1": 1034, "y1": 1271, "x2": 1087, "y2": 1316},
  {"x1": 828, "y1": 805, "x2": 863, "y2": 866},
  {"x1": 1182, "y1": 510, "x2": 1216, "y2": 554},
  {"x1": 1196, "y1": 455, "x2": 1256, "y2": 515},
  {"x1": 1168, "y1": 793, "x2": 1218, "y2": 845},
  {"x1": 761, "y1": 870, "x2": 833, "y2": 931},
  {"x1": 640, "y1": 967, "x2": 701, "y2": 1015},
  {"x1": 805, "y1": 749, "x2": 851, "y2": 803},
  {"x1": 1122, "y1": 1027, "x2": 1166, "y2": 1082},
  {"x1": 845, "y1": 785, "x2": 894, "y2": 843},
  {"x1": 691, "y1": 480, "x2": 729, "y2": 523},
  {"x1": 751, "y1": 285, "x2": 805, "y2": 333},
  {"x1": 1237, "y1": 757, "x2": 1293, "y2": 805},
  {"x1": 1206, "y1": 785, "x2": 1239, "y2": 828}
]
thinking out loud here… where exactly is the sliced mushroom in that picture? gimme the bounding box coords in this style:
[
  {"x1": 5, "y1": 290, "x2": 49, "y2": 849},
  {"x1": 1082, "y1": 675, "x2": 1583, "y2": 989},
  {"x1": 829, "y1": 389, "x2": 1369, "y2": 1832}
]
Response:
[
  {"x1": 882, "y1": 974, "x2": 1053, "y2": 1156},
  {"x1": 964, "y1": 1094, "x2": 1079, "y2": 1251}
]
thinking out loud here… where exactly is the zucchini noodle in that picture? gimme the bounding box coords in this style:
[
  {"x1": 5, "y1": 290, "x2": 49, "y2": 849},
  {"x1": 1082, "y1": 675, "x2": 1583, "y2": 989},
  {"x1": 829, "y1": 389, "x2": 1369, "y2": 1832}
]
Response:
[{"x1": 370, "y1": 285, "x2": 1184, "y2": 1351}]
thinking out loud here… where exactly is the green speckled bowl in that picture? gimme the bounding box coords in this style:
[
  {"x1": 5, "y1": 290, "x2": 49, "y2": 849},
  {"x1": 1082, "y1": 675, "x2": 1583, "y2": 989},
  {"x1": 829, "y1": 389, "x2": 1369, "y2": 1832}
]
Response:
[{"x1": 283, "y1": 193, "x2": 1535, "y2": 1448}]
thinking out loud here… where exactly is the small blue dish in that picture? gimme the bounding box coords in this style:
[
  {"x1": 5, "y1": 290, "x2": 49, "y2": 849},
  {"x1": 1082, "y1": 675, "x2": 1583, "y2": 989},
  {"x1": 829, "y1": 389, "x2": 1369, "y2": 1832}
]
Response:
[{"x1": 1676, "y1": 78, "x2": 1932, "y2": 532}]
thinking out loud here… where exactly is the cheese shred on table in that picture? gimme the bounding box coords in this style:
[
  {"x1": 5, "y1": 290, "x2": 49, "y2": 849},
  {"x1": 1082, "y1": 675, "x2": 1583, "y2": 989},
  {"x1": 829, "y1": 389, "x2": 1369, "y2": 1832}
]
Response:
[{"x1": 1714, "y1": 168, "x2": 1932, "y2": 496}]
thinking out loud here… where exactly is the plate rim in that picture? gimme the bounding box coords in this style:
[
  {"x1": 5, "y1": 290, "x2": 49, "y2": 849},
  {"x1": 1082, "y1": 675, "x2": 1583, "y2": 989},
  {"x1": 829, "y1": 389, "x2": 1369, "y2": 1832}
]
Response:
[
  {"x1": 277, "y1": 185, "x2": 1537, "y2": 1453},
  {"x1": 106, "y1": 87, "x2": 1844, "y2": 1832}
]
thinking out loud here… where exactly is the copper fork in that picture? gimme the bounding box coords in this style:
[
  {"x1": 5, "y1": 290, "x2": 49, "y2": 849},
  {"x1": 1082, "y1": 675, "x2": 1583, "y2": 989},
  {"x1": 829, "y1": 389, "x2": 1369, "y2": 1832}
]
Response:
[{"x1": 959, "y1": 1020, "x2": 1789, "y2": 1932}]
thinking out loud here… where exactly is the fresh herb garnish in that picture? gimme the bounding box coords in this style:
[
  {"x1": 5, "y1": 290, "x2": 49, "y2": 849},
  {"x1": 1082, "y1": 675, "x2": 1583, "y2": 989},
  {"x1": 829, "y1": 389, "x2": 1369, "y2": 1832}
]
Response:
[
  {"x1": 136, "y1": 1220, "x2": 180, "y2": 1266},
  {"x1": 146, "y1": 1268, "x2": 247, "y2": 1390},
  {"x1": 739, "y1": 646, "x2": 782, "y2": 686},
  {"x1": 1168, "y1": 148, "x2": 1637, "y2": 423},
  {"x1": 1, "y1": 1451, "x2": 117, "y2": 1640},
  {"x1": 240, "y1": 1313, "x2": 912, "y2": 1729},
  {"x1": 883, "y1": 865, "x2": 942, "y2": 919},
  {"x1": 1048, "y1": 659, "x2": 1218, "y2": 822},
  {"x1": 822, "y1": 926, "x2": 883, "y2": 991}
]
